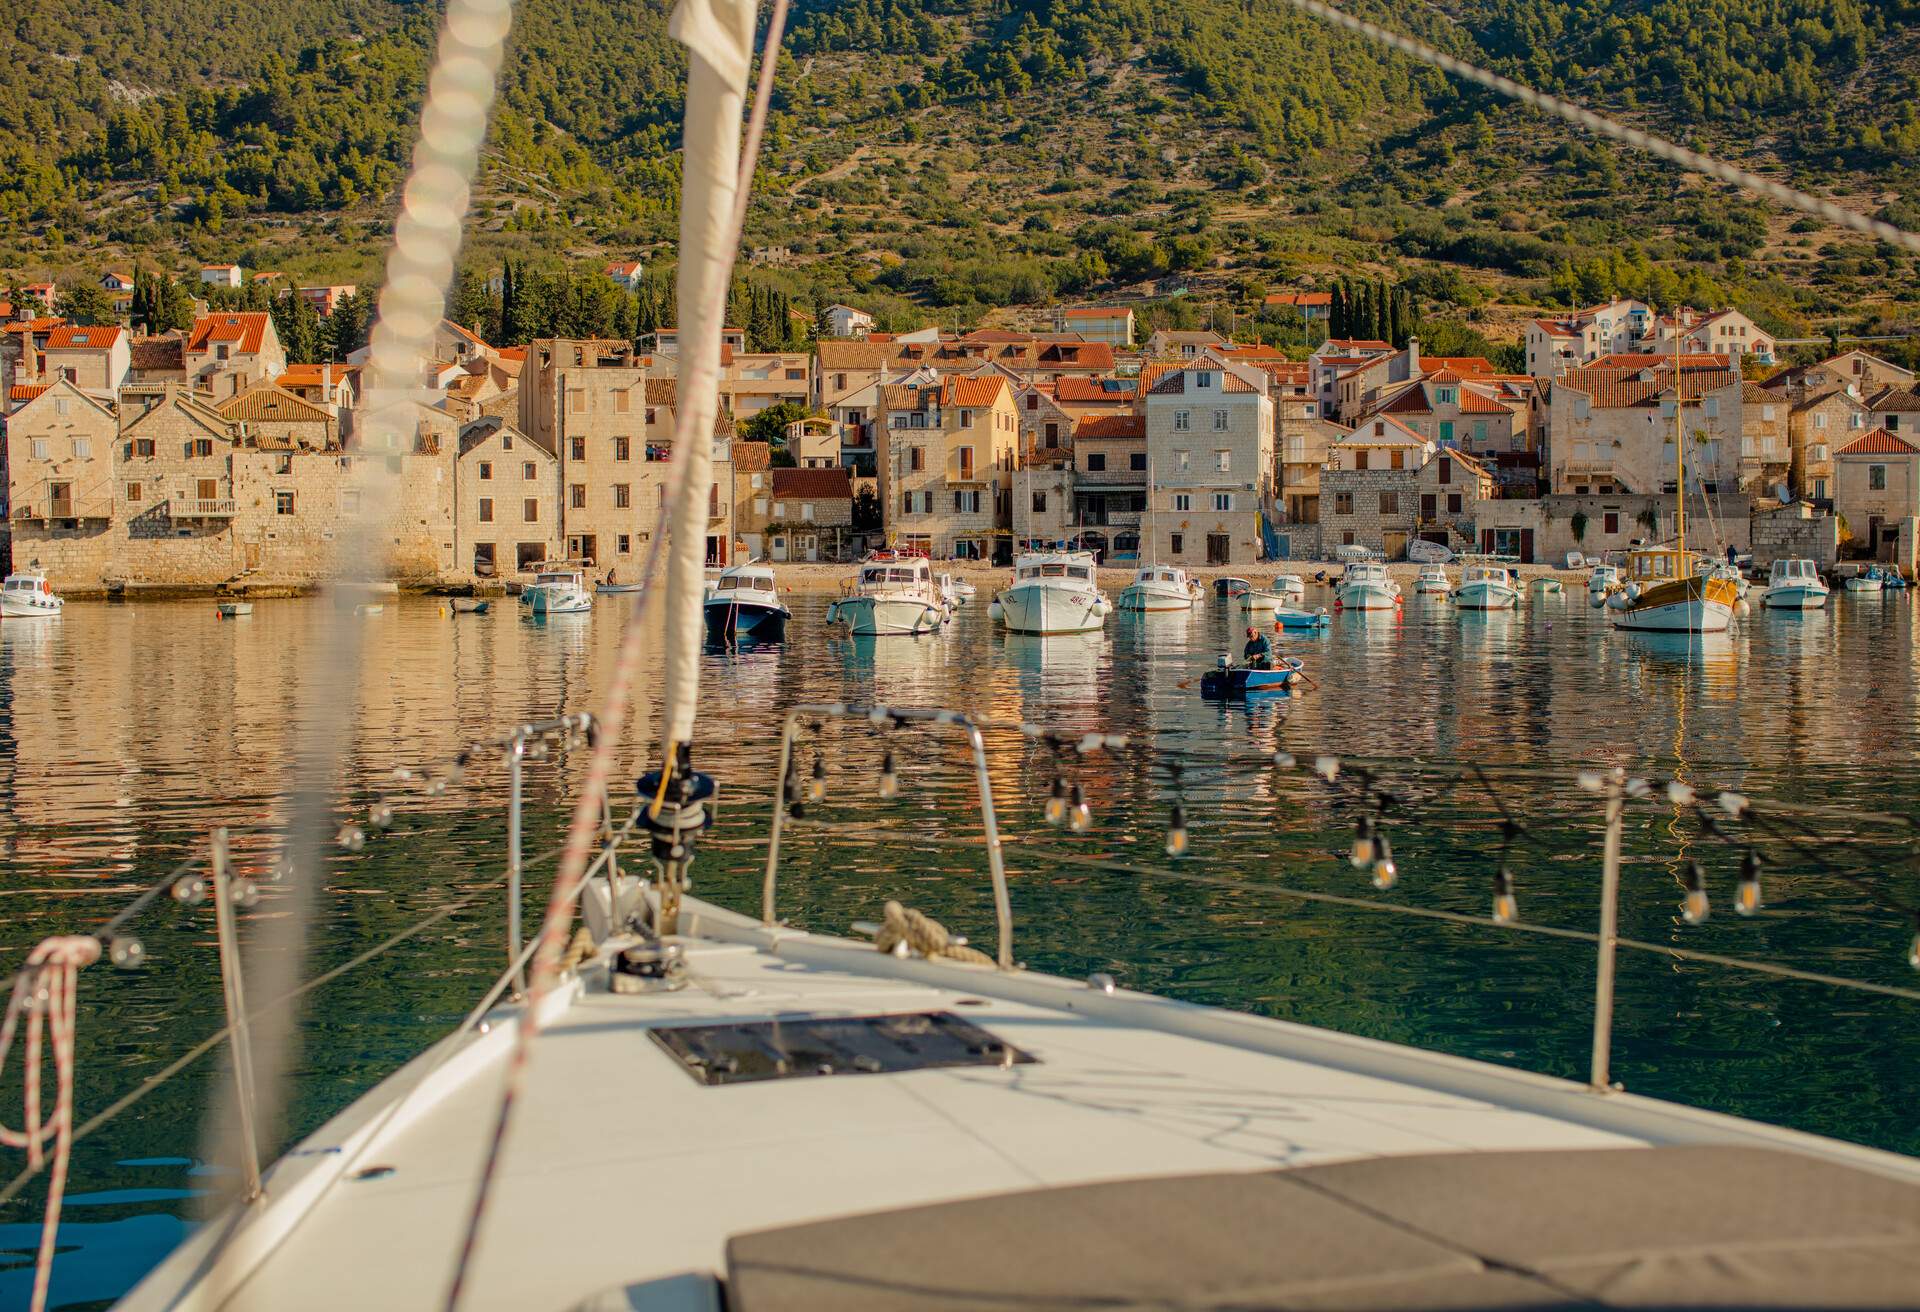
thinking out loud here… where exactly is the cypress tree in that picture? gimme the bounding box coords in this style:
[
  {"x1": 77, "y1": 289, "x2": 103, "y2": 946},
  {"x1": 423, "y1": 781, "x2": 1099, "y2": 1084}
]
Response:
[
  {"x1": 1384, "y1": 285, "x2": 1400, "y2": 348},
  {"x1": 1329, "y1": 282, "x2": 1344, "y2": 339}
]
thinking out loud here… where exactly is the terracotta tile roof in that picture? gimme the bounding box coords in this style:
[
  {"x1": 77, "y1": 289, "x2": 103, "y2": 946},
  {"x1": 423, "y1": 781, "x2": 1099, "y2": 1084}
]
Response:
[
  {"x1": 818, "y1": 339, "x2": 899, "y2": 371},
  {"x1": 1558, "y1": 361, "x2": 1738, "y2": 408},
  {"x1": 130, "y1": 337, "x2": 184, "y2": 371},
  {"x1": 733, "y1": 440, "x2": 771, "y2": 474},
  {"x1": 1053, "y1": 377, "x2": 1138, "y2": 404},
  {"x1": 217, "y1": 384, "x2": 333, "y2": 424},
  {"x1": 943, "y1": 375, "x2": 1008, "y2": 407},
  {"x1": 1870, "y1": 387, "x2": 1920, "y2": 413},
  {"x1": 1531, "y1": 318, "x2": 1581, "y2": 337},
  {"x1": 276, "y1": 363, "x2": 357, "y2": 390},
  {"x1": 1321, "y1": 339, "x2": 1391, "y2": 352},
  {"x1": 1264, "y1": 291, "x2": 1333, "y2": 307},
  {"x1": 1074, "y1": 414, "x2": 1145, "y2": 440},
  {"x1": 1457, "y1": 387, "x2": 1512, "y2": 415},
  {"x1": 1146, "y1": 366, "x2": 1257, "y2": 395},
  {"x1": 1378, "y1": 386, "x2": 1433, "y2": 415},
  {"x1": 1423, "y1": 356, "x2": 1495, "y2": 375},
  {"x1": 3, "y1": 317, "x2": 64, "y2": 335},
  {"x1": 1836, "y1": 427, "x2": 1920, "y2": 457},
  {"x1": 604, "y1": 261, "x2": 644, "y2": 277},
  {"x1": 444, "y1": 319, "x2": 491, "y2": 349},
  {"x1": 1587, "y1": 352, "x2": 1729, "y2": 369},
  {"x1": 9, "y1": 383, "x2": 50, "y2": 403},
  {"x1": 771, "y1": 467, "x2": 852, "y2": 499},
  {"x1": 1344, "y1": 414, "x2": 1429, "y2": 446},
  {"x1": 44, "y1": 324, "x2": 124, "y2": 351},
  {"x1": 1035, "y1": 341, "x2": 1116, "y2": 369},
  {"x1": 187, "y1": 312, "x2": 271, "y2": 355},
  {"x1": 1215, "y1": 343, "x2": 1286, "y2": 360},
  {"x1": 645, "y1": 378, "x2": 677, "y2": 407},
  {"x1": 496, "y1": 346, "x2": 527, "y2": 363}
]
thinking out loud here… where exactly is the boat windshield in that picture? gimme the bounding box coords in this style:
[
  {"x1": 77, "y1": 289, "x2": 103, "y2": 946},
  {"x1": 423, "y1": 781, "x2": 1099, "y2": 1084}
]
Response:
[
  {"x1": 713, "y1": 577, "x2": 737, "y2": 590},
  {"x1": 1068, "y1": 566, "x2": 1091, "y2": 580},
  {"x1": 1466, "y1": 566, "x2": 1503, "y2": 583},
  {"x1": 1772, "y1": 560, "x2": 1814, "y2": 582},
  {"x1": 534, "y1": 572, "x2": 577, "y2": 586}
]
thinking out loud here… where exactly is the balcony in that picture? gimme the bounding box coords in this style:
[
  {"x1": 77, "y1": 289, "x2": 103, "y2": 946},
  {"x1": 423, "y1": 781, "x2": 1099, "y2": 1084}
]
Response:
[
  {"x1": 171, "y1": 498, "x2": 237, "y2": 519},
  {"x1": 1075, "y1": 466, "x2": 1148, "y2": 487},
  {"x1": 10, "y1": 487, "x2": 113, "y2": 522}
]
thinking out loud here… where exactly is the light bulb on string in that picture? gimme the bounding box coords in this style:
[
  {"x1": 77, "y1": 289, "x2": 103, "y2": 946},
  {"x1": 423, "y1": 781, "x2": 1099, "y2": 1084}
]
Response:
[
  {"x1": 806, "y1": 755, "x2": 827, "y2": 805},
  {"x1": 1349, "y1": 814, "x2": 1376, "y2": 869},
  {"x1": 108, "y1": 935, "x2": 146, "y2": 970},
  {"x1": 1165, "y1": 804, "x2": 1189, "y2": 858},
  {"x1": 171, "y1": 874, "x2": 207, "y2": 905},
  {"x1": 1492, "y1": 861, "x2": 1517, "y2": 924},
  {"x1": 231, "y1": 877, "x2": 261, "y2": 909},
  {"x1": 1735, "y1": 849, "x2": 1762, "y2": 917},
  {"x1": 1370, "y1": 834, "x2": 1397, "y2": 891},
  {"x1": 1043, "y1": 777, "x2": 1067, "y2": 827},
  {"x1": 877, "y1": 749, "x2": 899, "y2": 800},
  {"x1": 1067, "y1": 784, "x2": 1092, "y2": 834},
  {"x1": 1681, "y1": 860, "x2": 1709, "y2": 924},
  {"x1": 1908, "y1": 913, "x2": 1920, "y2": 971}
]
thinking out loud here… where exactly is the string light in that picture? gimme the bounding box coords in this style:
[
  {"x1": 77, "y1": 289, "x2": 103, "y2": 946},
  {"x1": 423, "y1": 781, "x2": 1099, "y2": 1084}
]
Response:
[
  {"x1": 1681, "y1": 860, "x2": 1710, "y2": 924},
  {"x1": 1165, "y1": 804, "x2": 1189, "y2": 858},
  {"x1": 369, "y1": 802, "x2": 395, "y2": 830},
  {"x1": 1043, "y1": 777, "x2": 1067, "y2": 827},
  {"x1": 337, "y1": 824, "x2": 366, "y2": 853},
  {"x1": 1909, "y1": 913, "x2": 1920, "y2": 971},
  {"x1": 806, "y1": 756, "x2": 827, "y2": 805},
  {"x1": 171, "y1": 874, "x2": 207, "y2": 905},
  {"x1": 1370, "y1": 834, "x2": 1397, "y2": 891},
  {"x1": 1492, "y1": 860, "x2": 1517, "y2": 924},
  {"x1": 877, "y1": 750, "x2": 899, "y2": 801},
  {"x1": 231, "y1": 878, "x2": 261, "y2": 909},
  {"x1": 1067, "y1": 784, "x2": 1092, "y2": 834},
  {"x1": 1349, "y1": 814, "x2": 1377, "y2": 868},
  {"x1": 1735, "y1": 850, "x2": 1762, "y2": 917},
  {"x1": 107, "y1": 936, "x2": 146, "y2": 970}
]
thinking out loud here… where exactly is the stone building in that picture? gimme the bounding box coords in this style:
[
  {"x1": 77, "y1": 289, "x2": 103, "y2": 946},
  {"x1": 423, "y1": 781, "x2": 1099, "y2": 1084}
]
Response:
[
  {"x1": 1142, "y1": 360, "x2": 1274, "y2": 568},
  {"x1": 1547, "y1": 354, "x2": 1743, "y2": 495},
  {"x1": 6, "y1": 379, "x2": 117, "y2": 538},
  {"x1": 733, "y1": 439, "x2": 772, "y2": 561},
  {"x1": 39, "y1": 324, "x2": 131, "y2": 399},
  {"x1": 1833, "y1": 428, "x2": 1920, "y2": 559},
  {"x1": 877, "y1": 374, "x2": 1019, "y2": 559},
  {"x1": 768, "y1": 466, "x2": 853, "y2": 561},
  {"x1": 1071, "y1": 413, "x2": 1147, "y2": 561},
  {"x1": 1787, "y1": 388, "x2": 1868, "y2": 505},
  {"x1": 455, "y1": 416, "x2": 559, "y2": 579},
  {"x1": 216, "y1": 383, "x2": 339, "y2": 451},
  {"x1": 1739, "y1": 381, "x2": 1789, "y2": 493},
  {"x1": 1012, "y1": 447, "x2": 1077, "y2": 549},
  {"x1": 519, "y1": 338, "x2": 647, "y2": 570},
  {"x1": 718, "y1": 350, "x2": 811, "y2": 419},
  {"x1": 184, "y1": 313, "x2": 288, "y2": 398}
]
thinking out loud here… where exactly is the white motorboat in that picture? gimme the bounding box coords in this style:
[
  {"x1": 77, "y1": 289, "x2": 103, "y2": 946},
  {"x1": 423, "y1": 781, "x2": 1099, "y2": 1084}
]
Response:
[
  {"x1": 1270, "y1": 574, "x2": 1306, "y2": 604},
  {"x1": 525, "y1": 569, "x2": 593, "y2": 616},
  {"x1": 215, "y1": 601, "x2": 253, "y2": 619},
  {"x1": 1760, "y1": 558, "x2": 1829, "y2": 610},
  {"x1": 938, "y1": 574, "x2": 977, "y2": 608},
  {"x1": 1588, "y1": 563, "x2": 1622, "y2": 608},
  {"x1": 1413, "y1": 566, "x2": 1451, "y2": 596},
  {"x1": 1237, "y1": 587, "x2": 1285, "y2": 615},
  {"x1": 1116, "y1": 565, "x2": 1196, "y2": 613},
  {"x1": 1843, "y1": 570, "x2": 1884, "y2": 595},
  {"x1": 1334, "y1": 561, "x2": 1401, "y2": 612},
  {"x1": 1, "y1": 571, "x2": 63, "y2": 618},
  {"x1": 704, "y1": 563, "x2": 790, "y2": 642},
  {"x1": 992, "y1": 550, "x2": 1109, "y2": 634},
  {"x1": 1606, "y1": 548, "x2": 1736, "y2": 633},
  {"x1": 1454, "y1": 564, "x2": 1521, "y2": 610},
  {"x1": 827, "y1": 552, "x2": 947, "y2": 636},
  {"x1": 1529, "y1": 576, "x2": 1564, "y2": 596}
]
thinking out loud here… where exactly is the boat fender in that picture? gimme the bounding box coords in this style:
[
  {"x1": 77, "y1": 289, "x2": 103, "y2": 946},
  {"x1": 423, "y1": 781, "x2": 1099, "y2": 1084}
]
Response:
[{"x1": 988, "y1": 599, "x2": 1004, "y2": 622}]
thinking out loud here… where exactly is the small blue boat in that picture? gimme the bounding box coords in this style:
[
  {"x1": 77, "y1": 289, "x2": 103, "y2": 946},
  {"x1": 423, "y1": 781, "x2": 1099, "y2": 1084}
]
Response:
[
  {"x1": 1872, "y1": 565, "x2": 1909, "y2": 590},
  {"x1": 1274, "y1": 606, "x2": 1331, "y2": 631},
  {"x1": 703, "y1": 563, "x2": 791, "y2": 643},
  {"x1": 1199, "y1": 656, "x2": 1306, "y2": 699}
]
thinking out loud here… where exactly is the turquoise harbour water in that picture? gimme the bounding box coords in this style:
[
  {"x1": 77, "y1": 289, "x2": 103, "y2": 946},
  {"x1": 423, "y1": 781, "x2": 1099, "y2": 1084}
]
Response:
[{"x1": 3, "y1": 582, "x2": 1919, "y2": 1306}]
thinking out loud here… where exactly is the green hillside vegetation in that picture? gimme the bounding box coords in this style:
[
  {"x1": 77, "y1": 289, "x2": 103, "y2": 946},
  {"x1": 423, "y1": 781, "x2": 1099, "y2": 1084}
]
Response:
[{"x1": 0, "y1": 0, "x2": 1915, "y2": 346}]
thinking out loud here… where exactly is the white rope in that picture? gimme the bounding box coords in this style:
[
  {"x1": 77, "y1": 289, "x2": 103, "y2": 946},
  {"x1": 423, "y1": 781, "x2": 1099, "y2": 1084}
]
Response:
[
  {"x1": 1280, "y1": 0, "x2": 1920, "y2": 255},
  {"x1": 0, "y1": 936, "x2": 101, "y2": 1312}
]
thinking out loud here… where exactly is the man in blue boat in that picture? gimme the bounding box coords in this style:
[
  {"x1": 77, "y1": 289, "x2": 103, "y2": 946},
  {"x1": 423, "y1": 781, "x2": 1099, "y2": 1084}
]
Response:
[{"x1": 1242, "y1": 625, "x2": 1271, "y2": 670}]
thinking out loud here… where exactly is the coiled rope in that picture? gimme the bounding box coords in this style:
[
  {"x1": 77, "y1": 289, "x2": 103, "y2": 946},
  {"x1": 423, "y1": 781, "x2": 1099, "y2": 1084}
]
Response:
[
  {"x1": 875, "y1": 900, "x2": 994, "y2": 966},
  {"x1": 0, "y1": 936, "x2": 102, "y2": 1312}
]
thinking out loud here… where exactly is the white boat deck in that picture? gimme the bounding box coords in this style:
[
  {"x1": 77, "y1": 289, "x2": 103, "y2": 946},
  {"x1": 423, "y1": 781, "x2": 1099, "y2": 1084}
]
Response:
[{"x1": 128, "y1": 899, "x2": 1920, "y2": 1311}]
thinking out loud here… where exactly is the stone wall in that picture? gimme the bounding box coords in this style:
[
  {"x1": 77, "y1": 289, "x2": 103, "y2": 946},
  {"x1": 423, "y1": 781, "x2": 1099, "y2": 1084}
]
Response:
[
  {"x1": 1318, "y1": 468, "x2": 1419, "y2": 555},
  {"x1": 1470, "y1": 493, "x2": 1753, "y2": 565},
  {"x1": 1750, "y1": 504, "x2": 1839, "y2": 569}
]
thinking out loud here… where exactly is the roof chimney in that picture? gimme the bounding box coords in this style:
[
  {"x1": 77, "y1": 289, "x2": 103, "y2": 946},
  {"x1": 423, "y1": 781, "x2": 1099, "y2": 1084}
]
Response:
[{"x1": 1406, "y1": 336, "x2": 1420, "y2": 376}]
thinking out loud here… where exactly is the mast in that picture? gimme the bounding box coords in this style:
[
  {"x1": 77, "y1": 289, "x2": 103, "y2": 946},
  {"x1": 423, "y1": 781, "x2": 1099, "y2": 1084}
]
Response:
[{"x1": 1673, "y1": 314, "x2": 1686, "y2": 560}]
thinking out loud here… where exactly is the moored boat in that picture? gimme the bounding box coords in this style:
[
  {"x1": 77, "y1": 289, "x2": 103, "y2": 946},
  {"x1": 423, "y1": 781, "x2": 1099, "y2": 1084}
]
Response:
[
  {"x1": 1760, "y1": 558, "x2": 1829, "y2": 610},
  {"x1": 937, "y1": 574, "x2": 977, "y2": 608},
  {"x1": 1116, "y1": 565, "x2": 1196, "y2": 613},
  {"x1": 215, "y1": 601, "x2": 253, "y2": 618},
  {"x1": 1, "y1": 571, "x2": 64, "y2": 618},
  {"x1": 828, "y1": 551, "x2": 947, "y2": 636},
  {"x1": 1606, "y1": 548, "x2": 1736, "y2": 633},
  {"x1": 993, "y1": 550, "x2": 1108, "y2": 635},
  {"x1": 450, "y1": 597, "x2": 491, "y2": 614},
  {"x1": 1843, "y1": 569, "x2": 1884, "y2": 595},
  {"x1": 1199, "y1": 654, "x2": 1307, "y2": 698},
  {"x1": 1529, "y1": 575, "x2": 1564, "y2": 596},
  {"x1": 1588, "y1": 563, "x2": 1622, "y2": 608},
  {"x1": 1454, "y1": 564, "x2": 1521, "y2": 610},
  {"x1": 1413, "y1": 566, "x2": 1451, "y2": 596},
  {"x1": 1334, "y1": 561, "x2": 1401, "y2": 612},
  {"x1": 1236, "y1": 587, "x2": 1284, "y2": 615},
  {"x1": 1270, "y1": 574, "x2": 1306, "y2": 604},
  {"x1": 704, "y1": 563, "x2": 791, "y2": 643},
  {"x1": 526, "y1": 569, "x2": 593, "y2": 616},
  {"x1": 1273, "y1": 605, "x2": 1332, "y2": 631}
]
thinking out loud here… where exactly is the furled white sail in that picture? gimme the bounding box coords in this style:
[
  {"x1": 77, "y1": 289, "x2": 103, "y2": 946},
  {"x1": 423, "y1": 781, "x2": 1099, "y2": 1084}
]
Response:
[{"x1": 660, "y1": 0, "x2": 758, "y2": 746}]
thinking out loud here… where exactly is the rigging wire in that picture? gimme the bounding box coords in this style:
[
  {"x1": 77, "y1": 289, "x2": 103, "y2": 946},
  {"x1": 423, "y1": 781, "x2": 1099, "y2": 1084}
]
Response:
[{"x1": 1276, "y1": 0, "x2": 1920, "y2": 254}]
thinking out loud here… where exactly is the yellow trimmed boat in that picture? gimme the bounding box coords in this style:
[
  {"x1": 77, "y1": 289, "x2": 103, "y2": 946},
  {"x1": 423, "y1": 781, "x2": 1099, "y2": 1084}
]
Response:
[{"x1": 1606, "y1": 548, "x2": 1738, "y2": 633}]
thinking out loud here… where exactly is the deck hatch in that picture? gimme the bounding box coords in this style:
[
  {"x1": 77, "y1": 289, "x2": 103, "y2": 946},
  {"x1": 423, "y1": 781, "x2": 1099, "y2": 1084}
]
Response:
[{"x1": 649, "y1": 1011, "x2": 1036, "y2": 1086}]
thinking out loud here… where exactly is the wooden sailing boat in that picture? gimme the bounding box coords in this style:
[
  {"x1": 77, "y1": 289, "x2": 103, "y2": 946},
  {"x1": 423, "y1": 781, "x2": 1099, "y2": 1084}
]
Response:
[{"x1": 1606, "y1": 324, "x2": 1739, "y2": 633}]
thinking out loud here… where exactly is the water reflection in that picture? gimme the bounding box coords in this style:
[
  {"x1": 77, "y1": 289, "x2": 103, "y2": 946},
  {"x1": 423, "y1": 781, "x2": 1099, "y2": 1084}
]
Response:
[{"x1": 6, "y1": 590, "x2": 1920, "y2": 1298}]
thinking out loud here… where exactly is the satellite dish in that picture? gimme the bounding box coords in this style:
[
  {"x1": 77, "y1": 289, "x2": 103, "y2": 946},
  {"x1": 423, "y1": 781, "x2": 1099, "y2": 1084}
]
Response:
[{"x1": 1773, "y1": 482, "x2": 1793, "y2": 505}]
